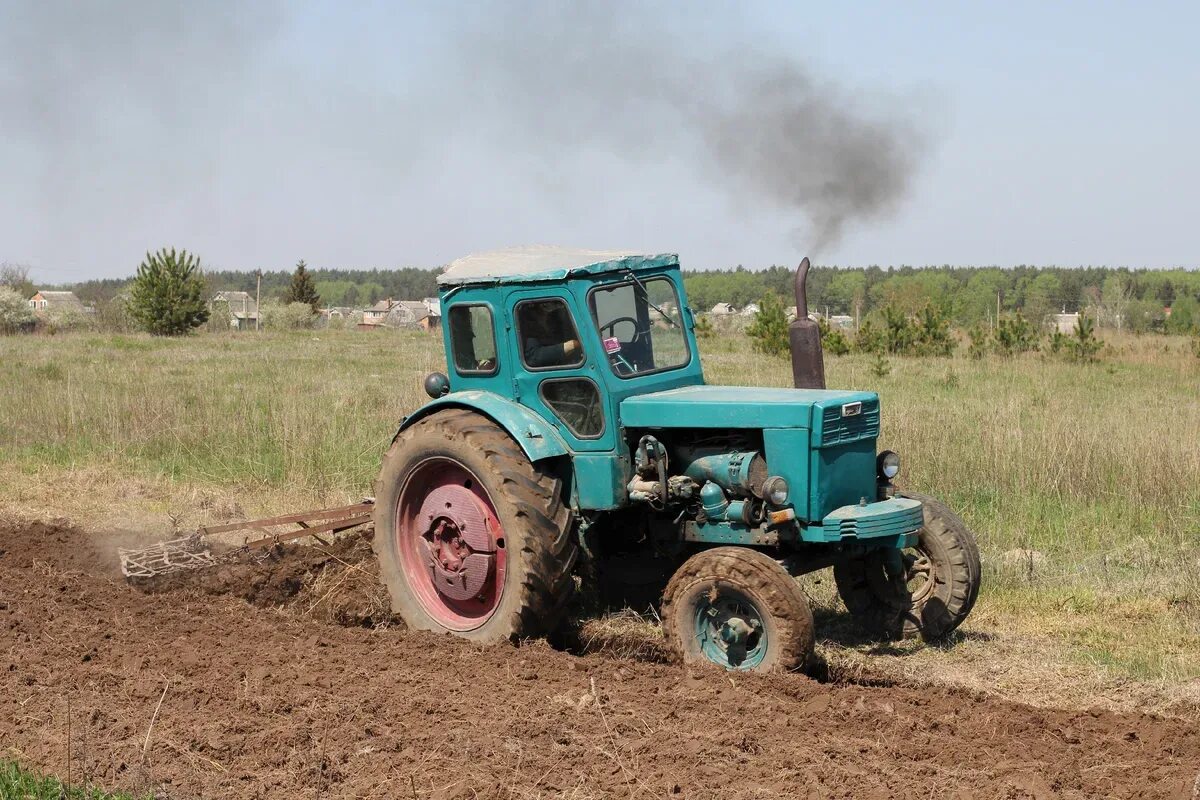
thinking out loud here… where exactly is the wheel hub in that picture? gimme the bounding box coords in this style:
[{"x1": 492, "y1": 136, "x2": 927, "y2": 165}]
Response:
[
  {"x1": 696, "y1": 590, "x2": 767, "y2": 669},
  {"x1": 414, "y1": 484, "x2": 497, "y2": 603}
]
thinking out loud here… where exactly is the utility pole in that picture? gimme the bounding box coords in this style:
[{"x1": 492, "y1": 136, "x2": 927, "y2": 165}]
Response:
[{"x1": 255, "y1": 270, "x2": 262, "y2": 332}]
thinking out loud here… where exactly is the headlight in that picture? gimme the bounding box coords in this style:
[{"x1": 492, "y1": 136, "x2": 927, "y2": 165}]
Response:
[
  {"x1": 762, "y1": 476, "x2": 789, "y2": 506},
  {"x1": 877, "y1": 450, "x2": 900, "y2": 480}
]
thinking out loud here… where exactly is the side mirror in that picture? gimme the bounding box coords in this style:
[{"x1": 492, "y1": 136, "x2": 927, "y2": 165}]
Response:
[{"x1": 424, "y1": 372, "x2": 450, "y2": 398}]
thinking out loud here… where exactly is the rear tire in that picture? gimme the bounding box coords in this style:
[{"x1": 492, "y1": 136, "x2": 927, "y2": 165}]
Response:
[
  {"x1": 373, "y1": 409, "x2": 576, "y2": 642},
  {"x1": 833, "y1": 492, "x2": 980, "y2": 641},
  {"x1": 662, "y1": 547, "x2": 814, "y2": 672}
]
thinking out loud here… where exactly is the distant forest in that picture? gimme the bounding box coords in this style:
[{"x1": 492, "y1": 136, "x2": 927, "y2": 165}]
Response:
[{"x1": 60, "y1": 263, "x2": 1200, "y2": 334}]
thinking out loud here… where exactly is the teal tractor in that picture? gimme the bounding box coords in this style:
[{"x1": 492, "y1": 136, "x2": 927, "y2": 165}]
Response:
[{"x1": 374, "y1": 246, "x2": 980, "y2": 671}]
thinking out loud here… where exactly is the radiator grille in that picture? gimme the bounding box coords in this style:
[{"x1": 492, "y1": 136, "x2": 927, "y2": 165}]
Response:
[{"x1": 820, "y1": 401, "x2": 880, "y2": 446}]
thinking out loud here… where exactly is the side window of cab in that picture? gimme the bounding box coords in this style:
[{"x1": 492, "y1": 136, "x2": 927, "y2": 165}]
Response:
[
  {"x1": 516, "y1": 298, "x2": 585, "y2": 370},
  {"x1": 448, "y1": 304, "x2": 498, "y2": 375}
]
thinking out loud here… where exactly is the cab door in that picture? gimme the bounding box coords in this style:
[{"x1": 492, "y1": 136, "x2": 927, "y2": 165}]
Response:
[{"x1": 505, "y1": 288, "x2": 615, "y2": 453}]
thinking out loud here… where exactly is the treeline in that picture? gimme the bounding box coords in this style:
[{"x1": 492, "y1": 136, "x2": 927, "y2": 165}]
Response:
[
  {"x1": 55, "y1": 263, "x2": 1200, "y2": 334},
  {"x1": 685, "y1": 265, "x2": 1200, "y2": 334},
  {"x1": 68, "y1": 267, "x2": 440, "y2": 309}
]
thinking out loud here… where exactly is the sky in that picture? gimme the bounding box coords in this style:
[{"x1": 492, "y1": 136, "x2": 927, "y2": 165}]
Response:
[{"x1": 0, "y1": 1, "x2": 1197, "y2": 284}]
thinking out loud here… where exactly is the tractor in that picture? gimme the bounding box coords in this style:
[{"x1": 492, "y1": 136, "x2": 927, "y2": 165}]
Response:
[{"x1": 373, "y1": 246, "x2": 981, "y2": 671}]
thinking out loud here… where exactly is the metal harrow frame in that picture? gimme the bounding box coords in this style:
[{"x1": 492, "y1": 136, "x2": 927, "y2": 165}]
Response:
[{"x1": 119, "y1": 500, "x2": 374, "y2": 579}]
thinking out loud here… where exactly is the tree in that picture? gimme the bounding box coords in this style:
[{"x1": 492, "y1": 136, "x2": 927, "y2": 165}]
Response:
[
  {"x1": 746, "y1": 291, "x2": 789, "y2": 356},
  {"x1": 1101, "y1": 274, "x2": 1133, "y2": 331},
  {"x1": 284, "y1": 260, "x2": 321, "y2": 313},
  {"x1": 128, "y1": 248, "x2": 210, "y2": 336},
  {"x1": 0, "y1": 286, "x2": 35, "y2": 333},
  {"x1": 0, "y1": 262, "x2": 35, "y2": 299}
]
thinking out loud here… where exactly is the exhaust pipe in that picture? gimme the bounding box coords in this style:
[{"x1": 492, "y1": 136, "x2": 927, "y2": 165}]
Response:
[{"x1": 789, "y1": 257, "x2": 826, "y2": 389}]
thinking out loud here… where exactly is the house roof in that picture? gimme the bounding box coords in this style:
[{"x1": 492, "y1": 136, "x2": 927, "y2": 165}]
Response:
[
  {"x1": 32, "y1": 290, "x2": 85, "y2": 310},
  {"x1": 437, "y1": 245, "x2": 678, "y2": 287}
]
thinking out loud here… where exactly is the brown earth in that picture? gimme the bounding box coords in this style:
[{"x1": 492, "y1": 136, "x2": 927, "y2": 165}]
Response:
[{"x1": 2, "y1": 521, "x2": 1198, "y2": 799}]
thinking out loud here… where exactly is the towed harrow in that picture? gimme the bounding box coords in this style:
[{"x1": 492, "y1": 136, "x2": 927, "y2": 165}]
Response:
[{"x1": 119, "y1": 500, "x2": 374, "y2": 579}]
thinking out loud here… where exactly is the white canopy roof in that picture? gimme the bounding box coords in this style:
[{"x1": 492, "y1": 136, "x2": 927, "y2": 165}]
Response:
[{"x1": 437, "y1": 245, "x2": 675, "y2": 286}]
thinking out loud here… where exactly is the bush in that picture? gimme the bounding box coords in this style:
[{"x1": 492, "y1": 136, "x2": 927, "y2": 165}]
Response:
[
  {"x1": 967, "y1": 325, "x2": 990, "y2": 359},
  {"x1": 693, "y1": 314, "x2": 715, "y2": 339},
  {"x1": 39, "y1": 307, "x2": 92, "y2": 335},
  {"x1": 995, "y1": 312, "x2": 1039, "y2": 356},
  {"x1": 914, "y1": 304, "x2": 954, "y2": 356},
  {"x1": 817, "y1": 317, "x2": 851, "y2": 355},
  {"x1": 869, "y1": 304, "x2": 955, "y2": 357},
  {"x1": 746, "y1": 291, "x2": 789, "y2": 356},
  {"x1": 1064, "y1": 315, "x2": 1102, "y2": 363},
  {"x1": 0, "y1": 287, "x2": 34, "y2": 334},
  {"x1": 854, "y1": 319, "x2": 886, "y2": 355},
  {"x1": 262, "y1": 301, "x2": 317, "y2": 330}
]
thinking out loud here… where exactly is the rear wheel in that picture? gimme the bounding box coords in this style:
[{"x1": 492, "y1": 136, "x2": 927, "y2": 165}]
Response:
[
  {"x1": 833, "y1": 493, "x2": 980, "y2": 640},
  {"x1": 662, "y1": 547, "x2": 814, "y2": 672},
  {"x1": 373, "y1": 409, "x2": 576, "y2": 642}
]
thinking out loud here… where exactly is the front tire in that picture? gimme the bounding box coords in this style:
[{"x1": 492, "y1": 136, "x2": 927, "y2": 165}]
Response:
[
  {"x1": 662, "y1": 547, "x2": 814, "y2": 672},
  {"x1": 833, "y1": 492, "x2": 980, "y2": 641},
  {"x1": 373, "y1": 409, "x2": 576, "y2": 642}
]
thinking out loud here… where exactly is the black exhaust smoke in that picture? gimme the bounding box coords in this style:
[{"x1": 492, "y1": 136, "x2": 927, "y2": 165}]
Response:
[{"x1": 789, "y1": 257, "x2": 826, "y2": 390}]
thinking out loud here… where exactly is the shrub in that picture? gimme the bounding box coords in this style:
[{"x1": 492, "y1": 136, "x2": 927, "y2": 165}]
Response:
[
  {"x1": 262, "y1": 301, "x2": 317, "y2": 330},
  {"x1": 914, "y1": 304, "x2": 954, "y2": 356},
  {"x1": 1064, "y1": 315, "x2": 1102, "y2": 363},
  {"x1": 871, "y1": 304, "x2": 954, "y2": 357},
  {"x1": 967, "y1": 325, "x2": 990, "y2": 359},
  {"x1": 869, "y1": 351, "x2": 891, "y2": 378},
  {"x1": 746, "y1": 291, "x2": 789, "y2": 356},
  {"x1": 995, "y1": 312, "x2": 1039, "y2": 356},
  {"x1": 0, "y1": 287, "x2": 34, "y2": 334},
  {"x1": 817, "y1": 317, "x2": 851, "y2": 355},
  {"x1": 693, "y1": 314, "x2": 715, "y2": 339},
  {"x1": 39, "y1": 307, "x2": 92, "y2": 334},
  {"x1": 854, "y1": 319, "x2": 886, "y2": 355},
  {"x1": 128, "y1": 248, "x2": 210, "y2": 335}
]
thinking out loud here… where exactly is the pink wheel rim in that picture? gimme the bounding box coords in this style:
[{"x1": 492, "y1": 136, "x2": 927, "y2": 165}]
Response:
[{"x1": 395, "y1": 459, "x2": 506, "y2": 631}]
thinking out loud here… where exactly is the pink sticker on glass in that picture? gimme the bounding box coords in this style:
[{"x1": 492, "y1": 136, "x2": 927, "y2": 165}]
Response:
[{"x1": 603, "y1": 336, "x2": 622, "y2": 354}]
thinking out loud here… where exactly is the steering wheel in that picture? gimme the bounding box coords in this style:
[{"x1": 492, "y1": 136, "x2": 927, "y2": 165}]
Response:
[{"x1": 600, "y1": 316, "x2": 642, "y2": 341}]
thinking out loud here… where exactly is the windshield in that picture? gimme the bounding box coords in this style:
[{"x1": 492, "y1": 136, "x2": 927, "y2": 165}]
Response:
[{"x1": 589, "y1": 276, "x2": 690, "y2": 378}]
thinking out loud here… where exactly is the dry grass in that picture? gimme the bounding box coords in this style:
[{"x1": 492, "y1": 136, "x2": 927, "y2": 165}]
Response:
[{"x1": 2, "y1": 327, "x2": 1199, "y2": 706}]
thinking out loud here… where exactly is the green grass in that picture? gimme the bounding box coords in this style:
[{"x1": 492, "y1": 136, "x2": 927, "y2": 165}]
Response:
[
  {"x1": 0, "y1": 761, "x2": 145, "y2": 800},
  {"x1": 1, "y1": 327, "x2": 1199, "y2": 688}
]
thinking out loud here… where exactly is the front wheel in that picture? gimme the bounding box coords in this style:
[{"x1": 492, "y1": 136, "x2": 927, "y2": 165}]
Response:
[
  {"x1": 833, "y1": 492, "x2": 980, "y2": 641},
  {"x1": 662, "y1": 547, "x2": 814, "y2": 672}
]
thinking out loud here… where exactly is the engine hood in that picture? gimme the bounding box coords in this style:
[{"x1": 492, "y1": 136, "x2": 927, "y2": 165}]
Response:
[{"x1": 618, "y1": 385, "x2": 877, "y2": 430}]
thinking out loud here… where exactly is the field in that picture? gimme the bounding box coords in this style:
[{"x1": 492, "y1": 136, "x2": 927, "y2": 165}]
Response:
[{"x1": 2, "y1": 329, "x2": 1199, "y2": 797}]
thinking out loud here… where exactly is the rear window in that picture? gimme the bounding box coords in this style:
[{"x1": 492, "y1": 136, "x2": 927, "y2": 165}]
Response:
[{"x1": 448, "y1": 304, "x2": 498, "y2": 375}]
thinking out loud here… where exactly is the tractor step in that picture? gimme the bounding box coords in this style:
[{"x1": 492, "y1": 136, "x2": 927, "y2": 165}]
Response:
[{"x1": 118, "y1": 499, "x2": 374, "y2": 579}]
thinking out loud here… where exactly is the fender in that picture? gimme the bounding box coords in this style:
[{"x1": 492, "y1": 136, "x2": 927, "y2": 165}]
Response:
[{"x1": 394, "y1": 390, "x2": 571, "y2": 463}]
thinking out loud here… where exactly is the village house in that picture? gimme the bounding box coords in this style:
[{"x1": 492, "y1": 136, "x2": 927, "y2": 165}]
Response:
[
  {"x1": 28, "y1": 290, "x2": 92, "y2": 316},
  {"x1": 212, "y1": 291, "x2": 259, "y2": 330},
  {"x1": 1051, "y1": 312, "x2": 1080, "y2": 334},
  {"x1": 361, "y1": 298, "x2": 441, "y2": 331},
  {"x1": 709, "y1": 302, "x2": 736, "y2": 315},
  {"x1": 740, "y1": 302, "x2": 760, "y2": 316}
]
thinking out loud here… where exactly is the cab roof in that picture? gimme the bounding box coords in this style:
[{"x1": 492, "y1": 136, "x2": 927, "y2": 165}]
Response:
[{"x1": 437, "y1": 245, "x2": 679, "y2": 287}]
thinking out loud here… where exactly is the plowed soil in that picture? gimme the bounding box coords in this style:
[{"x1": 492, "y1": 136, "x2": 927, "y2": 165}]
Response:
[{"x1": 2, "y1": 521, "x2": 1198, "y2": 799}]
